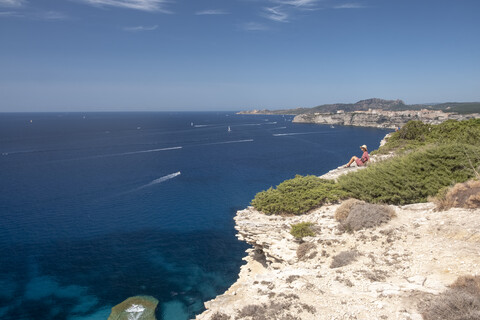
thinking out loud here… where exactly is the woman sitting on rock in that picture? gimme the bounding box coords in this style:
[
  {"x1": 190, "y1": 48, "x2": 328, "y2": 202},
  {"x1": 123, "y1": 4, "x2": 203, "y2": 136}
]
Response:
[{"x1": 344, "y1": 145, "x2": 370, "y2": 168}]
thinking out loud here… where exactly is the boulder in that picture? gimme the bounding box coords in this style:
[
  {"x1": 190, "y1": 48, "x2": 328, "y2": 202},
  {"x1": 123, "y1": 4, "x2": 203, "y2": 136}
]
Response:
[{"x1": 107, "y1": 295, "x2": 158, "y2": 320}]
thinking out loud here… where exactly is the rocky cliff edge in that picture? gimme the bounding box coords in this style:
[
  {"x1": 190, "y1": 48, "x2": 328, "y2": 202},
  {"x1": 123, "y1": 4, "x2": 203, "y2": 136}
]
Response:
[{"x1": 196, "y1": 165, "x2": 480, "y2": 320}]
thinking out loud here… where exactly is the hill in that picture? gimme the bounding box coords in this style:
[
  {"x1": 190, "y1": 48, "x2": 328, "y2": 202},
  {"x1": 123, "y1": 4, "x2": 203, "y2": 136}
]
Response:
[{"x1": 238, "y1": 98, "x2": 480, "y2": 115}]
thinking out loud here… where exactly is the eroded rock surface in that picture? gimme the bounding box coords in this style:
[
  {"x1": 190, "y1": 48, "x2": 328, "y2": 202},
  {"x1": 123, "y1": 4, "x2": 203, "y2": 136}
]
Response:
[
  {"x1": 196, "y1": 202, "x2": 480, "y2": 320},
  {"x1": 292, "y1": 109, "x2": 480, "y2": 129}
]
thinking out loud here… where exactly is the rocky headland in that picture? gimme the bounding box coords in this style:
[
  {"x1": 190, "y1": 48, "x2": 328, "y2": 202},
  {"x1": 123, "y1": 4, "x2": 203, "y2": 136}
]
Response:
[
  {"x1": 196, "y1": 153, "x2": 480, "y2": 320},
  {"x1": 292, "y1": 109, "x2": 479, "y2": 129},
  {"x1": 238, "y1": 98, "x2": 480, "y2": 129}
]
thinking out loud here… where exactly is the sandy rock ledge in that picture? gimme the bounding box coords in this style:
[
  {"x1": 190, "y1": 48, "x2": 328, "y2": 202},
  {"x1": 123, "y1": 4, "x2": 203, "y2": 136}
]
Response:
[{"x1": 196, "y1": 201, "x2": 480, "y2": 320}]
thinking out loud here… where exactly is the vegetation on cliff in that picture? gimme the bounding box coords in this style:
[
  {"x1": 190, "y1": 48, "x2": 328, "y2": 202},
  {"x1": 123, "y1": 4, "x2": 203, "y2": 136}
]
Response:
[
  {"x1": 251, "y1": 119, "x2": 480, "y2": 214},
  {"x1": 290, "y1": 222, "x2": 315, "y2": 239},
  {"x1": 375, "y1": 118, "x2": 480, "y2": 154},
  {"x1": 338, "y1": 143, "x2": 480, "y2": 204},
  {"x1": 251, "y1": 175, "x2": 346, "y2": 215}
]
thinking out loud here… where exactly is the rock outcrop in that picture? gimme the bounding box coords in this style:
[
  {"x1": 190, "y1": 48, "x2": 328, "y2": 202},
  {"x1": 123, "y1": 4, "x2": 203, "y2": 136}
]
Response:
[
  {"x1": 108, "y1": 296, "x2": 158, "y2": 320},
  {"x1": 292, "y1": 109, "x2": 480, "y2": 129},
  {"x1": 196, "y1": 162, "x2": 480, "y2": 320}
]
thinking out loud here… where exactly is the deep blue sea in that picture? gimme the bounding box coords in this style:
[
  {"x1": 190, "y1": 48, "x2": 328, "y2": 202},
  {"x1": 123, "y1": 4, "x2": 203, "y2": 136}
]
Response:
[{"x1": 0, "y1": 112, "x2": 389, "y2": 320}]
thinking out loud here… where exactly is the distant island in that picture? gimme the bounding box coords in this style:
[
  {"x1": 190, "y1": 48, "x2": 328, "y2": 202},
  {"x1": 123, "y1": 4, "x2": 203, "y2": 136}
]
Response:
[{"x1": 238, "y1": 98, "x2": 480, "y2": 129}]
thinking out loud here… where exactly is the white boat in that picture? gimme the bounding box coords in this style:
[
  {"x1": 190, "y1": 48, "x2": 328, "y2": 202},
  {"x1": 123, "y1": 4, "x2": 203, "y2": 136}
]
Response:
[{"x1": 228, "y1": 126, "x2": 232, "y2": 132}]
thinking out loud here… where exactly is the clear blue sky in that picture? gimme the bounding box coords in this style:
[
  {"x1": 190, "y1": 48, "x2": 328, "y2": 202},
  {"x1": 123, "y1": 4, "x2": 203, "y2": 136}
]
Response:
[{"x1": 1, "y1": 0, "x2": 479, "y2": 111}]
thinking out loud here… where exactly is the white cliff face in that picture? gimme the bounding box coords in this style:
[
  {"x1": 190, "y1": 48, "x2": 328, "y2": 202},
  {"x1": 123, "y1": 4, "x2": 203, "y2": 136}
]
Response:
[
  {"x1": 196, "y1": 202, "x2": 480, "y2": 320},
  {"x1": 292, "y1": 110, "x2": 480, "y2": 128}
]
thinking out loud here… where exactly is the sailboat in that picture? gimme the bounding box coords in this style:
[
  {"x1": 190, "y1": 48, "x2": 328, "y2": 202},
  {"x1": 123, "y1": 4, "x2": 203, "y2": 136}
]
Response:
[{"x1": 228, "y1": 126, "x2": 232, "y2": 132}]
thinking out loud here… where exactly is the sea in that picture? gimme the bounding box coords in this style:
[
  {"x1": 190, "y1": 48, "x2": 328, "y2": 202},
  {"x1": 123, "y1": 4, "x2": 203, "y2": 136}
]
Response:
[{"x1": 0, "y1": 112, "x2": 389, "y2": 320}]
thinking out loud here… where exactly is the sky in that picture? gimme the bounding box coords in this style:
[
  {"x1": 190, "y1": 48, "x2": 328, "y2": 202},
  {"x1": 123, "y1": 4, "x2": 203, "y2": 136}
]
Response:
[{"x1": 0, "y1": 0, "x2": 479, "y2": 111}]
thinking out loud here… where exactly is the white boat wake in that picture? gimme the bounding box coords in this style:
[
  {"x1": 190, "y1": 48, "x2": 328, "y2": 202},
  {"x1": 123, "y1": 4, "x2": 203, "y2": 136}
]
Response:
[
  {"x1": 200, "y1": 139, "x2": 254, "y2": 146},
  {"x1": 115, "y1": 146, "x2": 182, "y2": 156},
  {"x1": 63, "y1": 146, "x2": 183, "y2": 162},
  {"x1": 272, "y1": 132, "x2": 327, "y2": 137},
  {"x1": 136, "y1": 172, "x2": 181, "y2": 190}
]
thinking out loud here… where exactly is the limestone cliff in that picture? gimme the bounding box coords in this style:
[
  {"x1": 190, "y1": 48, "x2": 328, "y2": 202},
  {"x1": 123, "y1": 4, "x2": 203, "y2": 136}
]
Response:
[
  {"x1": 292, "y1": 109, "x2": 480, "y2": 129},
  {"x1": 196, "y1": 164, "x2": 480, "y2": 320}
]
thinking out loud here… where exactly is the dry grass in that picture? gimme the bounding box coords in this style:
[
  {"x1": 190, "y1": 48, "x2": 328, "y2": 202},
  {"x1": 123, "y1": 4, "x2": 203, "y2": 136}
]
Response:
[
  {"x1": 337, "y1": 203, "x2": 396, "y2": 232},
  {"x1": 236, "y1": 301, "x2": 300, "y2": 320},
  {"x1": 210, "y1": 312, "x2": 231, "y2": 320},
  {"x1": 450, "y1": 275, "x2": 480, "y2": 295},
  {"x1": 433, "y1": 180, "x2": 480, "y2": 211},
  {"x1": 334, "y1": 199, "x2": 364, "y2": 222},
  {"x1": 286, "y1": 275, "x2": 300, "y2": 284},
  {"x1": 296, "y1": 242, "x2": 316, "y2": 260},
  {"x1": 330, "y1": 250, "x2": 358, "y2": 268},
  {"x1": 420, "y1": 275, "x2": 480, "y2": 320}
]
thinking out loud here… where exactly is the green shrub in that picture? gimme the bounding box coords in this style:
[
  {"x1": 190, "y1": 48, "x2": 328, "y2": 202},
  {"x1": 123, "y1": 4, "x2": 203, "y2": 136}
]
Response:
[
  {"x1": 250, "y1": 120, "x2": 480, "y2": 213},
  {"x1": 290, "y1": 222, "x2": 315, "y2": 239},
  {"x1": 378, "y1": 119, "x2": 480, "y2": 154},
  {"x1": 338, "y1": 143, "x2": 480, "y2": 204},
  {"x1": 251, "y1": 175, "x2": 347, "y2": 215}
]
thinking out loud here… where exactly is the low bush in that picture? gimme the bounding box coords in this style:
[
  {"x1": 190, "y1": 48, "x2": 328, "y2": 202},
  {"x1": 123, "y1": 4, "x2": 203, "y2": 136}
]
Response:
[
  {"x1": 250, "y1": 120, "x2": 480, "y2": 214},
  {"x1": 236, "y1": 301, "x2": 300, "y2": 320},
  {"x1": 330, "y1": 250, "x2": 358, "y2": 268},
  {"x1": 338, "y1": 143, "x2": 480, "y2": 204},
  {"x1": 338, "y1": 203, "x2": 396, "y2": 232},
  {"x1": 251, "y1": 175, "x2": 346, "y2": 215},
  {"x1": 290, "y1": 222, "x2": 315, "y2": 239},
  {"x1": 433, "y1": 179, "x2": 480, "y2": 211},
  {"x1": 334, "y1": 199, "x2": 365, "y2": 222},
  {"x1": 421, "y1": 275, "x2": 480, "y2": 320},
  {"x1": 210, "y1": 312, "x2": 231, "y2": 320},
  {"x1": 377, "y1": 119, "x2": 480, "y2": 154},
  {"x1": 296, "y1": 242, "x2": 316, "y2": 260}
]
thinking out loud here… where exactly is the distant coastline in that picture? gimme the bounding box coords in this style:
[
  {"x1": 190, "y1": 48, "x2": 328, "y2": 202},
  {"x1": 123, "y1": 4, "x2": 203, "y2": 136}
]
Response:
[{"x1": 238, "y1": 98, "x2": 480, "y2": 129}]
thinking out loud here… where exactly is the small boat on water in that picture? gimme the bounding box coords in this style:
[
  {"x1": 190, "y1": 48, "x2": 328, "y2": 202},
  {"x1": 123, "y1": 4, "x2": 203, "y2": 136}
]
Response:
[{"x1": 228, "y1": 126, "x2": 232, "y2": 132}]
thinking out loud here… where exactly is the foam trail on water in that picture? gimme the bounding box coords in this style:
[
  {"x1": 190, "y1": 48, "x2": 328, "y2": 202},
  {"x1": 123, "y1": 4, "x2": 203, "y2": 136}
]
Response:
[
  {"x1": 272, "y1": 127, "x2": 287, "y2": 130},
  {"x1": 115, "y1": 146, "x2": 182, "y2": 156},
  {"x1": 200, "y1": 139, "x2": 254, "y2": 146},
  {"x1": 273, "y1": 132, "x2": 328, "y2": 137},
  {"x1": 137, "y1": 172, "x2": 181, "y2": 190},
  {"x1": 234, "y1": 123, "x2": 262, "y2": 127},
  {"x1": 57, "y1": 146, "x2": 182, "y2": 162}
]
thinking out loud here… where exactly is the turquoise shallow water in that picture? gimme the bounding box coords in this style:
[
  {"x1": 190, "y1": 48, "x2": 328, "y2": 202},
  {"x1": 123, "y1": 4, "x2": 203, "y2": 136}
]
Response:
[{"x1": 0, "y1": 112, "x2": 389, "y2": 319}]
